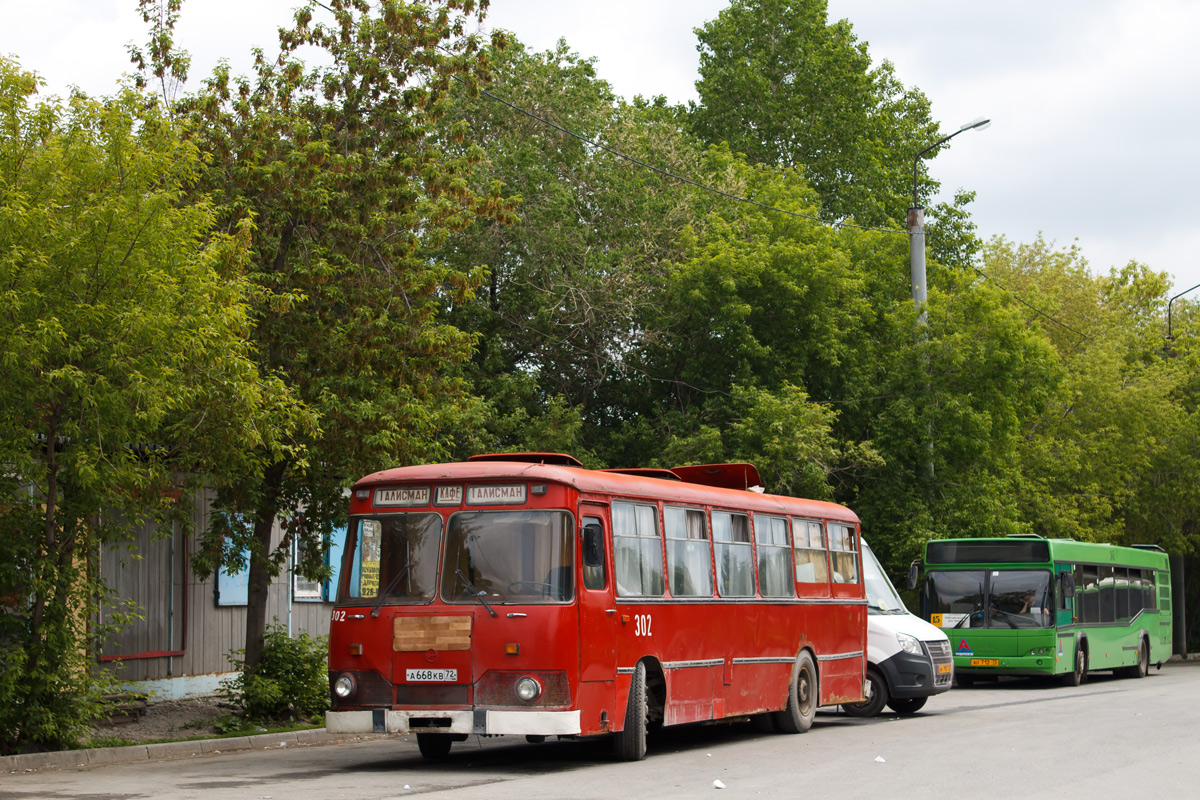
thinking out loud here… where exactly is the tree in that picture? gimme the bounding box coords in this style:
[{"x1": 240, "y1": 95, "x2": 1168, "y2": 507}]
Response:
[
  {"x1": 980, "y1": 237, "x2": 1198, "y2": 551},
  {"x1": 690, "y1": 0, "x2": 941, "y2": 228},
  {"x1": 428, "y1": 37, "x2": 720, "y2": 461},
  {"x1": 134, "y1": 0, "x2": 509, "y2": 668},
  {"x1": 0, "y1": 57, "x2": 293, "y2": 753}
]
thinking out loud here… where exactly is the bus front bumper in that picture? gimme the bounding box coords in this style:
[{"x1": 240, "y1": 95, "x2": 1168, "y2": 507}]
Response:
[
  {"x1": 326, "y1": 708, "x2": 581, "y2": 737},
  {"x1": 954, "y1": 653, "x2": 1060, "y2": 674}
]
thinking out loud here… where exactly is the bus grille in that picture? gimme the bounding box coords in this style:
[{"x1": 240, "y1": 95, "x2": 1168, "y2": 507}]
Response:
[
  {"x1": 927, "y1": 640, "x2": 953, "y2": 687},
  {"x1": 395, "y1": 685, "x2": 471, "y2": 706}
]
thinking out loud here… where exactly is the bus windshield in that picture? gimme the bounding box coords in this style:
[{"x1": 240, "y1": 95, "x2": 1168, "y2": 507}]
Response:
[
  {"x1": 927, "y1": 569, "x2": 1053, "y2": 629},
  {"x1": 441, "y1": 510, "x2": 575, "y2": 603},
  {"x1": 344, "y1": 513, "x2": 443, "y2": 603},
  {"x1": 861, "y1": 542, "x2": 908, "y2": 614}
]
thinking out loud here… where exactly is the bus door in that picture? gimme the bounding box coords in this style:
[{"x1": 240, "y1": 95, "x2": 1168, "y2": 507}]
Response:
[
  {"x1": 578, "y1": 507, "x2": 618, "y2": 682},
  {"x1": 1055, "y1": 563, "x2": 1074, "y2": 627}
]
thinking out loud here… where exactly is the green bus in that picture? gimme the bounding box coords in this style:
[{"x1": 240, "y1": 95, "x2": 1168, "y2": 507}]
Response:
[{"x1": 920, "y1": 535, "x2": 1172, "y2": 686}]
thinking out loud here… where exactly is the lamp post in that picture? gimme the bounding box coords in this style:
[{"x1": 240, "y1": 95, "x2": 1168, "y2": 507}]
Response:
[
  {"x1": 1167, "y1": 282, "x2": 1200, "y2": 341},
  {"x1": 908, "y1": 117, "x2": 991, "y2": 320}
]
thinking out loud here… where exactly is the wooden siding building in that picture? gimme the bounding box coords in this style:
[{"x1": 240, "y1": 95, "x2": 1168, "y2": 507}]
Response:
[{"x1": 98, "y1": 490, "x2": 342, "y2": 700}]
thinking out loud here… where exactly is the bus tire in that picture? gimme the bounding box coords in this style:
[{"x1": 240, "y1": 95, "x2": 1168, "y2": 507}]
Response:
[
  {"x1": 416, "y1": 733, "x2": 453, "y2": 759},
  {"x1": 614, "y1": 661, "x2": 648, "y2": 761},
  {"x1": 1123, "y1": 638, "x2": 1149, "y2": 679},
  {"x1": 886, "y1": 696, "x2": 927, "y2": 715},
  {"x1": 773, "y1": 650, "x2": 817, "y2": 733},
  {"x1": 1063, "y1": 640, "x2": 1087, "y2": 687},
  {"x1": 841, "y1": 668, "x2": 887, "y2": 717}
]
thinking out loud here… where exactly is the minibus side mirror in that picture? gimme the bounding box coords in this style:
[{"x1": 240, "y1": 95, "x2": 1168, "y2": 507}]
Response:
[{"x1": 907, "y1": 560, "x2": 920, "y2": 591}]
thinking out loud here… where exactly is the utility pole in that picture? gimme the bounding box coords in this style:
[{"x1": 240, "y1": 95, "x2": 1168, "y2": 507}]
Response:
[{"x1": 908, "y1": 117, "x2": 991, "y2": 320}]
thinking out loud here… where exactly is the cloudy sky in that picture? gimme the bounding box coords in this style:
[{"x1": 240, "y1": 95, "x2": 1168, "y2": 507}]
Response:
[{"x1": 4, "y1": 0, "x2": 1198, "y2": 294}]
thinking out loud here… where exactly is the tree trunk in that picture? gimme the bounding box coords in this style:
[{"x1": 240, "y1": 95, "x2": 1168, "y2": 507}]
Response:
[{"x1": 242, "y1": 461, "x2": 286, "y2": 671}]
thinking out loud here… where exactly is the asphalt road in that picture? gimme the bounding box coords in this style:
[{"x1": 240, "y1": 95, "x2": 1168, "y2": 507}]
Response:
[{"x1": 5, "y1": 661, "x2": 1198, "y2": 800}]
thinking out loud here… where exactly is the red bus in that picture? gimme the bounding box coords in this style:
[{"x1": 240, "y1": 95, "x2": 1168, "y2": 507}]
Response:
[{"x1": 325, "y1": 453, "x2": 867, "y2": 760}]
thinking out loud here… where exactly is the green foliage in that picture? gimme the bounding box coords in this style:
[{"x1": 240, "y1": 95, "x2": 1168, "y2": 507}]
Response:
[
  {"x1": 430, "y1": 37, "x2": 719, "y2": 458},
  {"x1": 132, "y1": 0, "x2": 509, "y2": 668},
  {"x1": 0, "y1": 54, "x2": 293, "y2": 755},
  {"x1": 981, "y1": 237, "x2": 1199, "y2": 553},
  {"x1": 690, "y1": 0, "x2": 940, "y2": 227},
  {"x1": 219, "y1": 625, "x2": 329, "y2": 722}
]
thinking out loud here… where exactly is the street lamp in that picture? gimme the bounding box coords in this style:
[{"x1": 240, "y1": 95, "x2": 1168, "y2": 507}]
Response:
[
  {"x1": 908, "y1": 117, "x2": 991, "y2": 319},
  {"x1": 1168, "y1": 282, "x2": 1200, "y2": 340}
]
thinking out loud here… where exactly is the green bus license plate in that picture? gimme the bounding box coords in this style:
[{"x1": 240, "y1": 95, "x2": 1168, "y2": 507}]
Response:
[{"x1": 969, "y1": 658, "x2": 999, "y2": 667}]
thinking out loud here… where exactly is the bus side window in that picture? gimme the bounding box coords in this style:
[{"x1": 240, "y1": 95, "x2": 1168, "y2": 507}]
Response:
[
  {"x1": 612, "y1": 501, "x2": 665, "y2": 597},
  {"x1": 583, "y1": 517, "x2": 606, "y2": 590},
  {"x1": 829, "y1": 523, "x2": 859, "y2": 583}
]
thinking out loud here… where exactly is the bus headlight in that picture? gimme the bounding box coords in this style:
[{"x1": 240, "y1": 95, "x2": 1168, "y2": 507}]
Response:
[
  {"x1": 896, "y1": 633, "x2": 922, "y2": 656},
  {"x1": 334, "y1": 674, "x2": 357, "y2": 700},
  {"x1": 515, "y1": 676, "x2": 542, "y2": 703}
]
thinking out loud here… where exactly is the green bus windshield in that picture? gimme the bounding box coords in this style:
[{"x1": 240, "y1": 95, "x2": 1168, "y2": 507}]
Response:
[{"x1": 927, "y1": 569, "x2": 1053, "y2": 629}]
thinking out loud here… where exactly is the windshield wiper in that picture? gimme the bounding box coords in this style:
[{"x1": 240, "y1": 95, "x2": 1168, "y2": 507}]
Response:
[
  {"x1": 954, "y1": 606, "x2": 979, "y2": 628},
  {"x1": 867, "y1": 603, "x2": 906, "y2": 614},
  {"x1": 455, "y1": 569, "x2": 498, "y2": 617},
  {"x1": 369, "y1": 564, "x2": 410, "y2": 618}
]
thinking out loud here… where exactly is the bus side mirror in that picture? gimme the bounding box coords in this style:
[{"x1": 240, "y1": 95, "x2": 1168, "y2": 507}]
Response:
[
  {"x1": 907, "y1": 560, "x2": 920, "y2": 591},
  {"x1": 583, "y1": 523, "x2": 604, "y2": 568},
  {"x1": 1060, "y1": 571, "x2": 1075, "y2": 598}
]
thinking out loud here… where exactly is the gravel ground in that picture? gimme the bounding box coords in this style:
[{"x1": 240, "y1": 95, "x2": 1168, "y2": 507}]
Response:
[{"x1": 92, "y1": 696, "x2": 229, "y2": 744}]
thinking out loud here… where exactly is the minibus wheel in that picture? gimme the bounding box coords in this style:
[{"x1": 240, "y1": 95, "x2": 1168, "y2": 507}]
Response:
[
  {"x1": 841, "y1": 668, "x2": 887, "y2": 717},
  {"x1": 886, "y1": 696, "x2": 927, "y2": 715}
]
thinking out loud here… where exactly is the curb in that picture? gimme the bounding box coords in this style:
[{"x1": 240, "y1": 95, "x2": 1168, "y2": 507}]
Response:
[{"x1": 2, "y1": 729, "x2": 382, "y2": 774}]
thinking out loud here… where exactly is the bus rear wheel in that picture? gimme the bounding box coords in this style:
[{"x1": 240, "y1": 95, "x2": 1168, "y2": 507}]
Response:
[
  {"x1": 1121, "y1": 639, "x2": 1149, "y2": 679},
  {"x1": 773, "y1": 650, "x2": 817, "y2": 733},
  {"x1": 416, "y1": 733, "x2": 453, "y2": 759},
  {"x1": 841, "y1": 668, "x2": 887, "y2": 717},
  {"x1": 613, "y1": 661, "x2": 648, "y2": 761}
]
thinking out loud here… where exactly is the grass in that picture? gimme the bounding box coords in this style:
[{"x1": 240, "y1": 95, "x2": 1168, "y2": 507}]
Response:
[{"x1": 84, "y1": 717, "x2": 325, "y2": 749}]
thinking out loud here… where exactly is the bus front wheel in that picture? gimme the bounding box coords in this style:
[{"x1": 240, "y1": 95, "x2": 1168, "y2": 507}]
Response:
[
  {"x1": 1063, "y1": 642, "x2": 1088, "y2": 687},
  {"x1": 416, "y1": 733, "x2": 453, "y2": 759},
  {"x1": 613, "y1": 661, "x2": 648, "y2": 761},
  {"x1": 773, "y1": 650, "x2": 817, "y2": 733}
]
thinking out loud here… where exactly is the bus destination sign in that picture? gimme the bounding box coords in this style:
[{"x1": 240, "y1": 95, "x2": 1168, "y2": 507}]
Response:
[
  {"x1": 467, "y1": 484, "x2": 527, "y2": 505},
  {"x1": 374, "y1": 486, "x2": 430, "y2": 507},
  {"x1": 435, "y1": 485, "x2": 464, "y2": 506}
]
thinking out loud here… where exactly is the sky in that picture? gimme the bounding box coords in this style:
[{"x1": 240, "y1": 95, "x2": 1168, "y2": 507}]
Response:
[{"x1": 3, "y1": 0, "x2": 1199, "y2": 294}]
